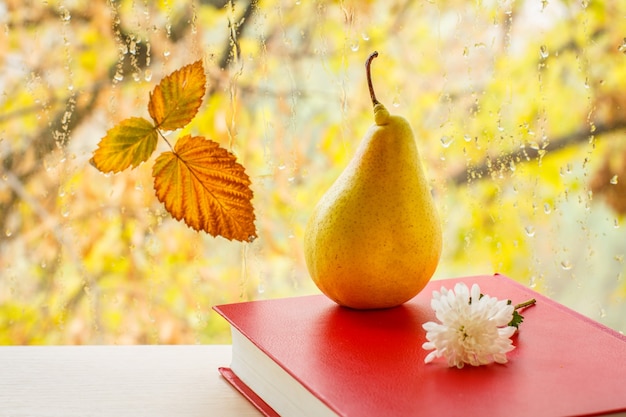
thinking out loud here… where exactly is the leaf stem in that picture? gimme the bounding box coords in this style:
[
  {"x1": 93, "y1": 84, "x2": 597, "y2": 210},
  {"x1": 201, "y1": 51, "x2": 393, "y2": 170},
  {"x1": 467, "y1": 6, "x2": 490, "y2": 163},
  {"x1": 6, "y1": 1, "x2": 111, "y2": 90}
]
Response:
[
  {"x1": 365, "y1": 51, "x2": 380, "y2": 107},
  {"x1": 157, "y1": 129, "x2": 174, "y2": 151},
  {"x1": 514, "y1": 298, "x2": 537, "y2": 311}
]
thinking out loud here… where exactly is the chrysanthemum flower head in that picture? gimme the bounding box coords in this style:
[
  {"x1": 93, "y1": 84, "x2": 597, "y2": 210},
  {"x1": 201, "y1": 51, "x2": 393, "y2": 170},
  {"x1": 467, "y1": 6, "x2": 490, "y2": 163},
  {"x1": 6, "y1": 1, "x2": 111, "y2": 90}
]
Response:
[{"x1": 422, "y1": 282, "x2": 517, "y2": 368}]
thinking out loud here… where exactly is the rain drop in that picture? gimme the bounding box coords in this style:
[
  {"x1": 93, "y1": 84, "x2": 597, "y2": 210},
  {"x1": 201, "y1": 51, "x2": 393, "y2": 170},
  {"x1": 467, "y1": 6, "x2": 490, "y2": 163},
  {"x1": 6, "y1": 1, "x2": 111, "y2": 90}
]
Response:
[
  {"x1": 539, "y1": 45, "x2": 549, "y2": 59},
  {"x1": 60, "y1": 8, "x2": 71, "y2": 22},
  {"x1": 361, "y1": 32, "x2": 370, "y2": 41},
  {"x1": 619, "y1": 38, "x2": 626, "y2": 54},
  {"x1": 144, "y1": 69, "x2": 153, "y2": 82},
  {"x1": 610, "y1": 175, "x2": 618, "y2": 185},
  {"x1": 5, "y1": 229, "x2": 12, "y2": 237},
  {"x1": 114, "y1": 72, "x2": 124, "y2": 82},
  {"x1": 350, "y1": 40, "x2": 359, "y2": 52},
  {"x1": 440, "y1": 136, "x2": 454, "y2": 148},
  {"x1": 524, "y1": 225, "x2": 535, "y2": 237},
  {"x1": 560, "y1": 260, "x2": 572, "y2": 270},
  {"x1": 615, "y1": 254, "x2": 624, "y2": 264},
  {"x1": 543, "y1": 203, "x2": 551, "y2": 214}
]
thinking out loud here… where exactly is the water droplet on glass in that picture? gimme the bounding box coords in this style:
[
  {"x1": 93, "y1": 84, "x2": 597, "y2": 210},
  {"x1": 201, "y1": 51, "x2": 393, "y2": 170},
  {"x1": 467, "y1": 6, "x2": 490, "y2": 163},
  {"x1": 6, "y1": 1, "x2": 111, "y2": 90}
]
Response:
[
  {"x1": 440, "y1": 136, "x2": 454, "y2": 148},
  {"x1": 615, "y1": 254, "x2": 624, "y2": 264},
  {"x1": 619, "y1": 38, "x2": 626, "y2": 54},
  {"x1": 144, "y1": 70, "x2": 153, "y2": 82},
  {"x1": 135, "y1": 182, "x2": 143, "y2": 191},
  {"x1": 350, "y1": 40, "x2": 359, "y2": 52},
  {"x1": 539, "y1": 45, "x2": 549, "y2": 59},
  {"x1": 61, "y1": 206, "x2": 70, "y2": 218},
  {"x1": 163, "y1": 50, "x2": 171, "y2": 57},
  {"x1": 392, "y1": 96, "x2": 400, "y2": 108},
  {"x1": 361, "y1": 32, "x2": 370, "y2": 41},
  {"x1": 524, "y1": 225, "x2": 535, "y2": 237},
  {"x1": 60, "y1": 8, "x2": 71, "y2": 22},
  {"x1": 560, "y1": 260, "x2": 572, "y2": 270},
  {"x1": 463, "y1": 134, "x2": 472, "y2": 142},
  {"x1": 509, "y1": 160, "x2": 516, "y2": 171},
  {"x1": 615, "y1": 218, "x2": 620, "y2": 228},
  {"x1": 543, "y1": 203, "x2": 551, "y2": 214},
  {"x1": 5, "y1": 229, "x2": 12, "y2": 237},
  {"x1": 114, "y1": 72, "x2": 124, "y2": 82},
  {"x1": 599, "y1": 308, "x2": 606, "y2": 318},
  {"x1": 257, "y1": 283, "x2": 265, "y2": 294},
  {"x1": 610, "y1": 175, "x2": 618, "y2": 185}
]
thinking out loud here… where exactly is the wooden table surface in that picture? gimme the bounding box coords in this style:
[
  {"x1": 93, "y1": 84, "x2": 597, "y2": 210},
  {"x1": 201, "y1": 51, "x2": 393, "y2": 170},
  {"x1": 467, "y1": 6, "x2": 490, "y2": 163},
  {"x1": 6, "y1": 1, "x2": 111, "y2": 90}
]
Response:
[{"x1": 0, "y1": 344, "x2": 262, "y2": 416}]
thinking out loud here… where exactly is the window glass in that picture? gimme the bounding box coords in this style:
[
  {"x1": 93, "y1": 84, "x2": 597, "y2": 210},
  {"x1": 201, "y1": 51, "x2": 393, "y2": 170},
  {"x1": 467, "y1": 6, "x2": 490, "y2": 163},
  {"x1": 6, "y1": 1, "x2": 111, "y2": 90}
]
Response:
[{"x1": 1, "y1": 0, "x2": 624, "y2": 344}]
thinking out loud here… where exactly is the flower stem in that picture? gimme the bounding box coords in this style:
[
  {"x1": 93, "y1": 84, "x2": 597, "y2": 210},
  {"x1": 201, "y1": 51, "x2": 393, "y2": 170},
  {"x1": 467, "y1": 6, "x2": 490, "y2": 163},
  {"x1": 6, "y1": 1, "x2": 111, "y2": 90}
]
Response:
[{"x1": 514, "y1": 298, "x2": 537, "y2": 311}]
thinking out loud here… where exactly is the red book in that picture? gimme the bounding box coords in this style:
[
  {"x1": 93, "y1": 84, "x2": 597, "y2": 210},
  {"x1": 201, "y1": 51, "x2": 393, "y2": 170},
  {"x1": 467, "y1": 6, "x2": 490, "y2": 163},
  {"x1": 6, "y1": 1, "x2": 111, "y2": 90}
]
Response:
[{"x1": 213, "y1": 274, "x2": 626, "y2": 417}]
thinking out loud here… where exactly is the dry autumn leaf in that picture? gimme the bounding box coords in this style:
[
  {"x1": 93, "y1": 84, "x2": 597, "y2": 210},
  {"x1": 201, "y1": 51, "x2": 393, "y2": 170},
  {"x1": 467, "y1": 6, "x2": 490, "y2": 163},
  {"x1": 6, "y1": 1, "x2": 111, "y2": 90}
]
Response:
[
  {"x1": 91, "y1": 117, "x2": 158, "y2": 173},
  {"x1": 152, "y1": 134, "x2": 256, "y2": 241},
  {"x1": 148, "y1": 60, "x2": 207, "y2": 131}
]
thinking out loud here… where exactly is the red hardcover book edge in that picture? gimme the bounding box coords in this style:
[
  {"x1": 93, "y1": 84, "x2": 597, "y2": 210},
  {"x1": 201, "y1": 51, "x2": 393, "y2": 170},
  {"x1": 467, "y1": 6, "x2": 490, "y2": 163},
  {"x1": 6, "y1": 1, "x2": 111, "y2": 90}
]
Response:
[
  {"x1": 218, "y1": 366, "x2": 280, "y2": 417},
  {"x1": 215, "y1": 274, "x2": 626, "y2": 417}
]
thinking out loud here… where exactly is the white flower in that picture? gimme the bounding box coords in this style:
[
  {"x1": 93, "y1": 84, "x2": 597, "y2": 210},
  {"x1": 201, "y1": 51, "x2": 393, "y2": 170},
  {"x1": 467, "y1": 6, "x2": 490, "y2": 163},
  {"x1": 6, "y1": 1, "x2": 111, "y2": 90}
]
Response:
[{"x1": 422, "y1": 282, "x2": 517, "y2": 368}]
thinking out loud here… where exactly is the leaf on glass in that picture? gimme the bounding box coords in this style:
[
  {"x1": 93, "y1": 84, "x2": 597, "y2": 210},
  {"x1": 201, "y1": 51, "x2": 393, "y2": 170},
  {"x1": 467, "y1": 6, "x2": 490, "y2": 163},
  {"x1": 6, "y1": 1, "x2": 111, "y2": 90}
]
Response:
[
  {"x1": 148, "y1": 60, "x2": 206, "y2": 131},
  {"x1": 152, "y1": 135, "x2": 256, "y2": 241},
  {"x1": 90, "y1": 117, "x2": 158, "y2": 174}
]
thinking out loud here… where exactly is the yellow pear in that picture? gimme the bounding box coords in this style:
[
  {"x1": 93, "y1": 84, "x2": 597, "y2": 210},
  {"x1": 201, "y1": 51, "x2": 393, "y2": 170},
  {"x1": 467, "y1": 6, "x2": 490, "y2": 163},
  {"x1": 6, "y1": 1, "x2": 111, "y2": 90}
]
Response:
[{"x1": 304, "y1": 51, "x2": 442, "y2": 309}]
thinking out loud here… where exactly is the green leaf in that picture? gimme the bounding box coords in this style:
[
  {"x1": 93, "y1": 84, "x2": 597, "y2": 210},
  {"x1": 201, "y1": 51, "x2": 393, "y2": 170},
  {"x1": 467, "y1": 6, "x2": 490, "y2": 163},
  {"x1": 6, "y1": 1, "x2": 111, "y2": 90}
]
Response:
[
  {"x1": 509, "y1": 310, "x2": 525, "y2": 329},
  {"x1": 90, "y1": 117, "x2": 158, "y2": 174}
]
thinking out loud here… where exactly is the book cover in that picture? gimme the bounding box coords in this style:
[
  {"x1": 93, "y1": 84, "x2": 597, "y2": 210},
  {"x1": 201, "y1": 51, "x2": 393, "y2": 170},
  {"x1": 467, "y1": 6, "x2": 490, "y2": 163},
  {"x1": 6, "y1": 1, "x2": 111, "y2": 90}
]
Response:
[{"x1": 214, "y1": 274, "x2": 626, "y2": 417}]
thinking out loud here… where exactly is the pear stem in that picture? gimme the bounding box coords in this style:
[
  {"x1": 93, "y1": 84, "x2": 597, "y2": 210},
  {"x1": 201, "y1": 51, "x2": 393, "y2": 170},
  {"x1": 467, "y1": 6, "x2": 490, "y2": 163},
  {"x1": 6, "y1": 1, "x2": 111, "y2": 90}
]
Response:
[{"x1": 365, "y1": 51, "x2": 380, "y2": 107}]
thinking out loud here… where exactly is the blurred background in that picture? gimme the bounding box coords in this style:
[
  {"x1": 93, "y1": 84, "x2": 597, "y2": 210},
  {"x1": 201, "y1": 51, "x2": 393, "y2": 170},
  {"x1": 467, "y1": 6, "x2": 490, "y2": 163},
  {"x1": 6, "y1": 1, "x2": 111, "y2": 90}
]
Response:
[{"x1": 1, "y1": 0, "x2": 624, "y2": 344}]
